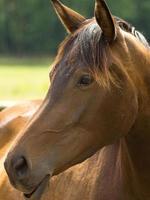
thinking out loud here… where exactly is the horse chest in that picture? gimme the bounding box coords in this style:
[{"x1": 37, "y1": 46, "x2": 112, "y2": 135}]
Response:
[{"x1": 47, "y1": 141, "x2": 144, "y2": 200}]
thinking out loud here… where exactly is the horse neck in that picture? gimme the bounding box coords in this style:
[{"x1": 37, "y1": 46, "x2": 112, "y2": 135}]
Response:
[
  {"x1": 123, "y1": 36, "x2": 150, "y2": 196},
  {"x1": 108, "y1": 34, "x2": 150, "y2": 197},
  {"x1": 127, "y1": 38, "x2": 150, "y2": 138},
  {"x1": 125, "y1": 33, "x2": 150, "y2": 90}
]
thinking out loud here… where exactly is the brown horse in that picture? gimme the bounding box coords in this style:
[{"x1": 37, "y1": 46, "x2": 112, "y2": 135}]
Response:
[
  {"x1": 0, "y1": 101, "x2": 41, "y2": 200},
  {"x1": 0, "y1": 101, "x2": 127, "y2": 200},
  {"x1": 1, "y1": 100, "x2": 139, "y2": 200},
  {"x1": 1, "y1": 101, "x2": 100, "y2": 200},
  {"x1": 3, "y1": 0, "x2": 150, "y2": 199}
]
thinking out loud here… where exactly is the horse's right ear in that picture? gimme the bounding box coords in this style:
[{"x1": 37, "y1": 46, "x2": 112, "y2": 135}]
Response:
[
  {"x1": 51, "y1": 0, "x2": 86, "y2": 33},
  {"x1": 95, "y1": 0, "x2": 116, "y2": 42}
]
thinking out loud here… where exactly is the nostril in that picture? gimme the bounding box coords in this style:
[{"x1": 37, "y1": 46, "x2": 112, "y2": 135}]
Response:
[{"x1": 13, "y1": 156, "x2": 29, "y2": 180}]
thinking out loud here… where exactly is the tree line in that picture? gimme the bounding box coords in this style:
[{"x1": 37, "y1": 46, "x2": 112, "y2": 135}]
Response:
[{"x1": 0, "y1": 0, "x2": 149, "y2": 55}]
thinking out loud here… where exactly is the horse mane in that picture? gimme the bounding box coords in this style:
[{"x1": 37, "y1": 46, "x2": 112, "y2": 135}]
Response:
[
  {"x1": 53, "y1": 17, "x2": 149, "y2": 87},
  {"x1": 115, "y1": 17, "x2": 149, "y2": 48}
]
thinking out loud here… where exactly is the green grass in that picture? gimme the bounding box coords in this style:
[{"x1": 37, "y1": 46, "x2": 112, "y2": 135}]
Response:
[{"x1": 0, "y1": 57, "x2": 53, "y2": 100}]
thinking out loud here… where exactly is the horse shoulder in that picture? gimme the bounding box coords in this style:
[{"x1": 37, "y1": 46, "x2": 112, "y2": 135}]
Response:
[{"x1": 0, "y1": 100, "x2": 41, "y2": 157}]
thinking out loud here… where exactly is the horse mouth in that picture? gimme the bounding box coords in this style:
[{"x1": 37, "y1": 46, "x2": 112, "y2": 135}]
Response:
[{"x1": 24, "y1": 175, "x2": 50, "y2": 200}]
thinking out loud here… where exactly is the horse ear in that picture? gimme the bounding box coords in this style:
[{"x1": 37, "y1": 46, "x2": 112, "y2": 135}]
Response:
[
  {"x1": 95, "y1": 0, "x2": 116, "y2": 42},
  {"x1": 51, "y1": 0, "x2": 86, "y2": 33}
]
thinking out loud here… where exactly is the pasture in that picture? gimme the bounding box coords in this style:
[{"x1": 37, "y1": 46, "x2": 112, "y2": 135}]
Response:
[{"x1": 0, "y1": 57, "x2": 52, "y2": 100}]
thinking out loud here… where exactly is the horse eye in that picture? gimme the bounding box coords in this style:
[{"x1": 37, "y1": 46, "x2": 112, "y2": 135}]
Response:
[{"x1": 78, "y1": 74, "x2": 93, "y2": 87}]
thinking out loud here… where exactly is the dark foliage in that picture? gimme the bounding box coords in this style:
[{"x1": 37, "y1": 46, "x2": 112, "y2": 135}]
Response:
[{"x1": 0, "y1": 0, "x2": 149, "y2": 55}]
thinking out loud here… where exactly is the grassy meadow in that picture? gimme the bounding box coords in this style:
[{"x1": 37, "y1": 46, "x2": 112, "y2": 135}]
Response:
[{"x1": 0, "y1": 57, "x2": 53, "y2": 101}]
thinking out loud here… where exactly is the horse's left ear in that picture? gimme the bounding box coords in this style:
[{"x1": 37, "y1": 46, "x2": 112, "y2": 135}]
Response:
[
  {"x1": 95, "y1": 0, "x2": 116, "y2": 42},
  {"x1": 51, "y1": 0, "x2": 86, "y2": 33}
]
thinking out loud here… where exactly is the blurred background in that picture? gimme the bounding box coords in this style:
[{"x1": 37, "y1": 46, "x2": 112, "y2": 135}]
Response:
[{"x1": 0, "y1": 0, "x2": 149, "y2": 101}]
